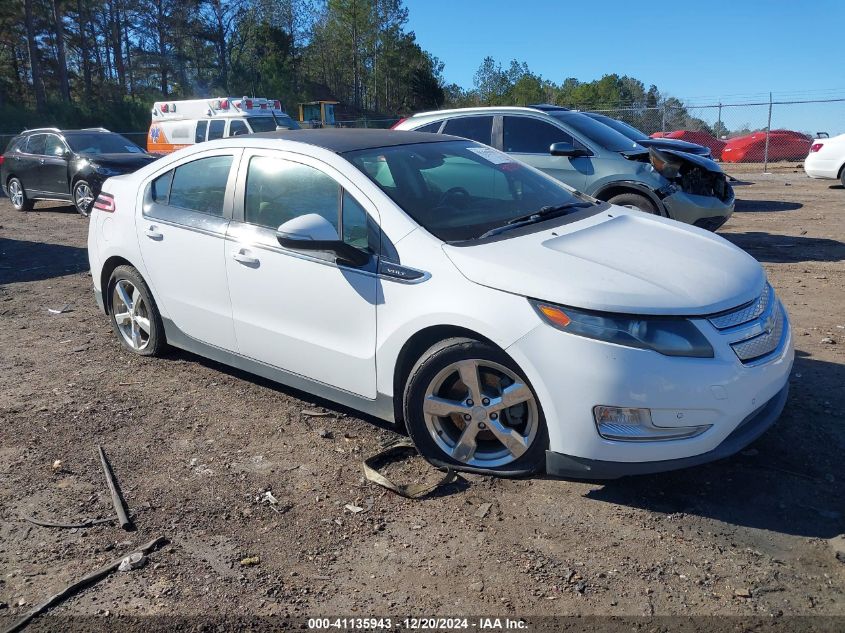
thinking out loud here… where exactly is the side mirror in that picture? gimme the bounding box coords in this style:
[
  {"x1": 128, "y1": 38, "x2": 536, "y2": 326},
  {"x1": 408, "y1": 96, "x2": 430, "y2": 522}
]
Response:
[
  {"x1": 276, "y1": 213, "x2": 369, "y2": 267},
  {"x1": 550, "y1": 142, "x2": 591, "y2": 158}
]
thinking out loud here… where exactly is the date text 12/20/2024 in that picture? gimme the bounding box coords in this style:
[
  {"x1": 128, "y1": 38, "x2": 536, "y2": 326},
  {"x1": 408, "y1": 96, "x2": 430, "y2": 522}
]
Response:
[{"x1": 307, "y1": 617, "x2": 528, "y2": 630}]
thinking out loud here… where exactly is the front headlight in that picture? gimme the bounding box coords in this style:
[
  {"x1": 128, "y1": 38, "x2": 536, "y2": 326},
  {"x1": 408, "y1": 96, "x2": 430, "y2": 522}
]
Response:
[{"x1": 530, "y1": 300, "x2": 714, "y2": 358}]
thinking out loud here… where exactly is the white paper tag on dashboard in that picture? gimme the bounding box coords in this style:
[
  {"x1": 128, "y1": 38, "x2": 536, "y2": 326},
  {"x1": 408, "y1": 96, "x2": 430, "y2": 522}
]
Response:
[{"x1": 467, "y1": 146, "x2": 515, "y2": 164}]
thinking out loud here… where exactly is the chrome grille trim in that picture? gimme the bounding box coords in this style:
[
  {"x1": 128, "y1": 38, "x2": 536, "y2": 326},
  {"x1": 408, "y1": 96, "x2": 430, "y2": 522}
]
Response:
[
  {"x1": 730, "y1": 303, "x2": 786, "y2": 363},
  {"x1": 708, "y1": 284, "x2": 772, "y2": 330}
]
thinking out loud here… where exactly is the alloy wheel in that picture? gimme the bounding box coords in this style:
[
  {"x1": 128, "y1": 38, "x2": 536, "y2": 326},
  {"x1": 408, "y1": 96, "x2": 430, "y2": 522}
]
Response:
[
  {"x1": 9, "y1": 180, "x2": 24, "y2": 209},
  {"x1": 111, "y1": 279, "x2": 152, "y2": 351},
  {"x1": 74, "y1": 182, "x2": 94, "y2": 215},
  {"x1": 422, "y1": 359, "x2": 539, "y2": 468}
]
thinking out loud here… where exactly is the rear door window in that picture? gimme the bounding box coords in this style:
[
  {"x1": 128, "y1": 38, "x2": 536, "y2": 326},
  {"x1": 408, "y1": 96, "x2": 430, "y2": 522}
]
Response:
[
  {"x1": 168, "y1": 155, "x2": 233, "y2": 216},
  {"x1": 195, "y1": 120, "x2": 208, "y2": 143},
  {"x1": 207, "y1": 120, "x2": 225, "y2": 141},
  {"x1": 503, "y1": 116, "x2": 574, "y2": 153},
  {"x1": 26, "y1": 134, "x2": 47, "y2": 155},
  {"x1": 442, "y1": 116, "x2": 493, "y2": 145},
  {"x1": 150, "y1": 170, "x2": 174, "y2": 204}
]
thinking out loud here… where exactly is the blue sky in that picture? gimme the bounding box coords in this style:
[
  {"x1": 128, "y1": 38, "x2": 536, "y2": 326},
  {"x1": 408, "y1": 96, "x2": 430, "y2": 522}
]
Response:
[{"x1": 405, "y1": 0, "x2": 845, "y2": 134}]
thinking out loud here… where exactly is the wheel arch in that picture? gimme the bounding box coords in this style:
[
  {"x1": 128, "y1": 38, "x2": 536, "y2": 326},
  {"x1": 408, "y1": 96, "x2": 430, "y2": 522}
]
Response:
[
  {"x1": 99, "y1": 255, "x2": 139, "y2": 315},
  {"x1": 391, "y1": 324, "x2": 500, "y2": 428},
  {"x1": 593, "y1": 181, "x2": 666, "y2": 216}
]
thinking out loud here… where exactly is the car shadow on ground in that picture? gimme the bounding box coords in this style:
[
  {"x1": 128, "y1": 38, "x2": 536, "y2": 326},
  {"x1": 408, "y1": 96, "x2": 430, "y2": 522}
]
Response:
[
  {"x1": 22, "y1": 203, "x2": 80, "y2": 215},
  {"x1": 0, "y1": 237, "x2": 89, "y2": 284},
  {"x1": 584, "y1": 354, "x2": 844, "y2": 539},
  {"x1": 734, "y1": 199, "x2": 803, "y2": 212},
  {"x1": 722, "y1": 232, "x2": 845, "y2": 263}
]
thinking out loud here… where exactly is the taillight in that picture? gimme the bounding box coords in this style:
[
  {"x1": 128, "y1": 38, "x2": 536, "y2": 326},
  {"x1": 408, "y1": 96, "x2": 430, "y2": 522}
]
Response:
[
  {"x1": 0, "y1": 155, "x2": 4, "y2": 166},
  {"x1": 810, "y1": 143, "x2": 824, "y2": 153},
  {"x1": 390, "y1": 117, "x2": 407, "y2": 130},
  {"x1": 93, "y1": 193, "x2": 115, "y2": 212}
]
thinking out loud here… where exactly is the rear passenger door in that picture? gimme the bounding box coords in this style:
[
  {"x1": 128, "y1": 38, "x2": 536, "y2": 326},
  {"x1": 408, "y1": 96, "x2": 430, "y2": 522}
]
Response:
[
  {"x1": 500, "y1": 115, "x2": 589, "y2": 190},
  {"x1": 19, "y1": 134, "x2": 46, "y2": 193},
  {"x1": 136, "y1": 150, "x2": 241, "y2": 350}
]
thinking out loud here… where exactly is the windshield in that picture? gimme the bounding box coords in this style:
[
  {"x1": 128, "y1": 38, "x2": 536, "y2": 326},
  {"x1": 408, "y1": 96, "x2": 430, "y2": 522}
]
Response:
[
  {"x1": 66, "y1": 133, "x2": 144, "y2": 155},
  {"x1": 549, "y1": 112, "x2": 643, "y2": 153},
  {"x1": 274, "y1": 114, "x2": 301, "y2": 130},
  {"x1": 347, "y1": 140, "x2": 589, "y2": 242},
  {"x1": 587, "y1": 114, "x2": 649, "y2": 142},
  {"x1": 246, "y1": 116, "x2": 278, "y2": 133}
]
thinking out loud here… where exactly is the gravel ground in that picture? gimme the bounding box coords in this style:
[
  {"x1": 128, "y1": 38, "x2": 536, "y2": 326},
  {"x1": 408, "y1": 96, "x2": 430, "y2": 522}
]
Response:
[{"x1": 0, "y1": 162, "x2": 843, "y2": 630}]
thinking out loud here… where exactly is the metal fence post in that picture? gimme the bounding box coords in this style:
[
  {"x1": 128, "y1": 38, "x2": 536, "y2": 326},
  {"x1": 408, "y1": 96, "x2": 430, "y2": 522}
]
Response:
[
  {"x1": 661, "y1": 101, "x2": 666, "y2": 134},
  {"x1": 716, "y1": 102, "x2": 722, "y2": 139},
  {"x1": 763, "y1": 92, "x2": 773, "y2": 173}
]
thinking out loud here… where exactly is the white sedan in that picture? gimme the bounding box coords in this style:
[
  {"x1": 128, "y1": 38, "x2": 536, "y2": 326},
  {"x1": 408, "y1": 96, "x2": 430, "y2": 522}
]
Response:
[
  {"x1": 87, "y1": 129, "x2": 793, "y2": 478},
  {"x1": 804, "y1": 133, "x2": 845, "y2": 185}
]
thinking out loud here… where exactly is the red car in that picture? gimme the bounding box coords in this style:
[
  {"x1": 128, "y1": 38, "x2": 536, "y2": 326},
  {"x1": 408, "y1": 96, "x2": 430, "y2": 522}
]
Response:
[
  {"x1": 651, "y1": 130, "x2": 726, "y2": 160},
  {"x1": 721, "y1": 130, "x2": 812, "y2": 163}
]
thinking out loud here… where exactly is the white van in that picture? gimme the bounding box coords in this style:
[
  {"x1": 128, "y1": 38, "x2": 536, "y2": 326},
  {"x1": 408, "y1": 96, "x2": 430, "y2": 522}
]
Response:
[{"x1": 147, "y1": 96, "x2": 299, "y2": 153}]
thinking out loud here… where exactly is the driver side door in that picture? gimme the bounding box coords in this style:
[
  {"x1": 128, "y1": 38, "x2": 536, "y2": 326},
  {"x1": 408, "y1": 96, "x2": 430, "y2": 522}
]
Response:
[{"x1": 224, "y1": 150, "x2": 379, "y2": 399}]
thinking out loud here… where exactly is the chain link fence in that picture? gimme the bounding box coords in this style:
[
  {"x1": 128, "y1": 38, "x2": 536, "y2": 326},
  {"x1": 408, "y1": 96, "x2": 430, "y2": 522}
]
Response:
[
  {"x1": 2, "y1": 101, "x2": 841, "y2": 173},
  {"x1": 585, "y1": 97, "x2": 844, "y2": 170}
]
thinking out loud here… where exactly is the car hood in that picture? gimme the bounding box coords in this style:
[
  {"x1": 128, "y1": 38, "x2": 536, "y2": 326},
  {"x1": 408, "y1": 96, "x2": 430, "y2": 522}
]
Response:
[
  {"x1": 443, "y1": 210, "x2": 764, "y2": 316},
  {"x1": 637, "y1": 137, "x2": 711, "y2": 156},
  {"x1": 78, "y1": 153, "x2": 158, "y2": 170}
]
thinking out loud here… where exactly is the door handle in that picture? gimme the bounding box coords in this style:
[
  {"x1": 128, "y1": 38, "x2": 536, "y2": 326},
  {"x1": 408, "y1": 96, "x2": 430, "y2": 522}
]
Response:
[
  {"x1": 144, "y1": 225, "x2": 163, "y2": 240},
  {"x1": 233, "y1": 248, "x2": 259, "y2": 266}
]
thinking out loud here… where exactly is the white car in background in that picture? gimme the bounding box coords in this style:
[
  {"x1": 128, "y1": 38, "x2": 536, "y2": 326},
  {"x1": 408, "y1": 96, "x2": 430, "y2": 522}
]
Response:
[
  {"x1": 804, "y1": 133, "x2": 845, "y2": 185},
  {"x1": 87, "y1": 129, "x2": 793, "y2": 478}
]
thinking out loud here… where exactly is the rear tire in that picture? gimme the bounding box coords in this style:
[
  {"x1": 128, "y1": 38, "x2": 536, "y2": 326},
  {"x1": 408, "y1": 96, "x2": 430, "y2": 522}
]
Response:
[
  {"x1": 840, "y1": 166, "x2": 845, "y2": 188},
  {"x1": 7, "y1": 177, "x2": 33, "y2": 211},
  {"x1": 607, "y1": 192, "x2": 658, "y2": 215},
  {"x1": 107, "y1": 265, "x2": 166, "y2": 357},
  {"x1": 403, "y1": 337, "x2": 548, "y2": 476},
  {"x1": 72, "y1": 179, "x2": 95, "y2": 217}
]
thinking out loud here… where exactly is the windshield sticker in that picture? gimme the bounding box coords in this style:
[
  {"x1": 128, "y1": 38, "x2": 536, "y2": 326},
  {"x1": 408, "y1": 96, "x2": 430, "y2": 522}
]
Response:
[{"x1": 467, "y1": 147, "x2": 515, "y2": 165}]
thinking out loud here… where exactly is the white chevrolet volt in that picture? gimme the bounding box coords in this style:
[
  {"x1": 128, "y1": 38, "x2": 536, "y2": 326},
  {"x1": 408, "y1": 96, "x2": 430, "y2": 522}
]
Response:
[{"x1": 87, "y1": 129, "x2": 793, "y2": 478}]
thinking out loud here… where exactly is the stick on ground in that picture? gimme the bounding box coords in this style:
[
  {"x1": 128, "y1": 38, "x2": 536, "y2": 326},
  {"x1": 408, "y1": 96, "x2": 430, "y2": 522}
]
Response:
[
  {"x1": 24, "y1": 516, "x2": 115, "y2": 529},
  {"x1": 97, "y1": 445, "x2": 132, "y2": 530},
  {"x1": 1, "y1": 536, "x2": 167, "y2": 633}
]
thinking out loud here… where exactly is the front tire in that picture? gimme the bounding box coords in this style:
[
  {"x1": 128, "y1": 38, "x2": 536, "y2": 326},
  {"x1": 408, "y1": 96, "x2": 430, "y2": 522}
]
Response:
[
  {"x1": 107, "y1": 265, "x2": 166, "y2": 356},
  {"x1": 607, "y1": 192, "x2": 658, "y2": 214},
  {"x1": 72, "y1": 179, "x2": 95, "y2": 217},
  {"x1": 403, "y1": 338, "x2": 548, "y2": 476},
  {"x1": 7, "y1": 178, "x2": 33, "y2": 211}
]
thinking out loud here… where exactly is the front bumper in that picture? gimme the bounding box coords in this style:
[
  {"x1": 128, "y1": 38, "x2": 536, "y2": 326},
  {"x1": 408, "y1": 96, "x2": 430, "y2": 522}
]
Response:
[
  {"x1": 545, "y1": 384, "x2": 788, "y2": 479},
  {"x1": 506, "y1": 297, "x2": 793, "y2": 475},
  {"x1": 662, "y1": 187, "x2": 735, "y2": 228}
]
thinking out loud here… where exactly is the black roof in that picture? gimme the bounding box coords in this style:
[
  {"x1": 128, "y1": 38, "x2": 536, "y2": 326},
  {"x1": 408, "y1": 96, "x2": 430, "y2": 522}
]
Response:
[{"x1": 249, "y1": 128, "x2": 457, "y2": 153}]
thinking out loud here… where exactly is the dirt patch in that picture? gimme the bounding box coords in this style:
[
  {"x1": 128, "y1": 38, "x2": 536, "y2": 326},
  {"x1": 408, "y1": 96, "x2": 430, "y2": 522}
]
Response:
[{"x1": 0, "y1": 164, "x2": 843, "y2": 624}]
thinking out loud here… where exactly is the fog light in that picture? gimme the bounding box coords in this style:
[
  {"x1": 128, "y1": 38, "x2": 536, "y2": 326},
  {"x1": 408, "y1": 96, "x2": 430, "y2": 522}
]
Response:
[{"x1": 593, "y1": 406, "x2": 711, "y2": 442}]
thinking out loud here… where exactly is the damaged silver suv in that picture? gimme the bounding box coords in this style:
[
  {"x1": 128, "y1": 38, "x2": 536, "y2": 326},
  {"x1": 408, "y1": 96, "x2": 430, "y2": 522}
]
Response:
[{"x1": 394, "y1": 105, "x2": 734, "y2": 230}]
